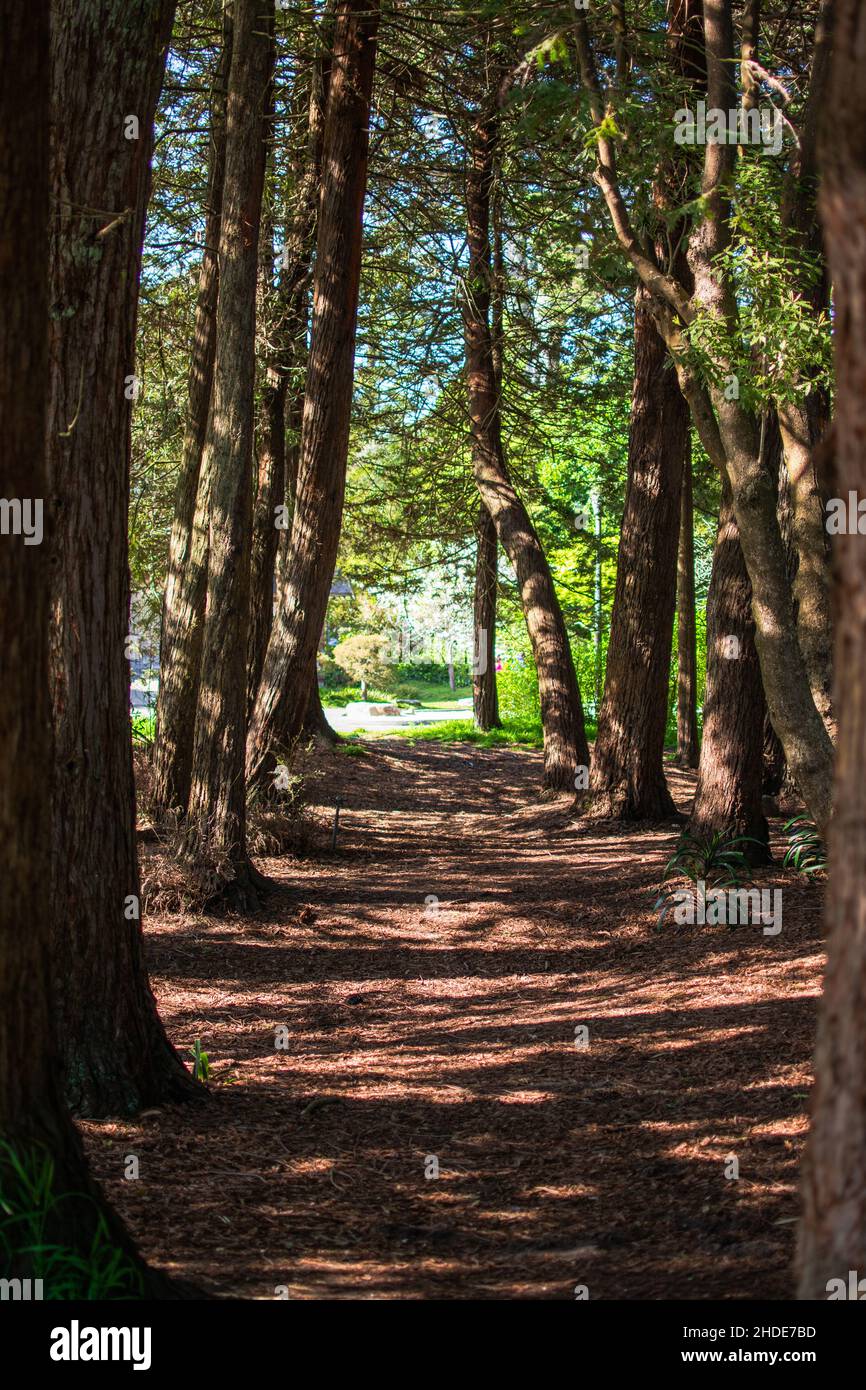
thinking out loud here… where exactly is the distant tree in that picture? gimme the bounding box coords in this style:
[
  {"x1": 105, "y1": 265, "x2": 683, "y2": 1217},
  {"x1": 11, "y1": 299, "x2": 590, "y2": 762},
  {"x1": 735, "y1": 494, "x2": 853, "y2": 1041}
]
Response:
[
  {"x1": 333, "y1": 634, "x2": 394, "y2": 700},
  {"x1": 461, "y1": 42, "x2": 589, "y2": 789},
  {"x1": 247, "y1": 0, "x2": 382, "y2": 788}
]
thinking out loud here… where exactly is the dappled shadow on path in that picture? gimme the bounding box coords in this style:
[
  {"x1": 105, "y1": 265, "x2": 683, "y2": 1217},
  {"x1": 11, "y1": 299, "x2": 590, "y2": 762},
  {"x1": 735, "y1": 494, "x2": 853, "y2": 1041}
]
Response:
[{"x1": 82, "y1": 740, "x2": 824, "y2": 1299}]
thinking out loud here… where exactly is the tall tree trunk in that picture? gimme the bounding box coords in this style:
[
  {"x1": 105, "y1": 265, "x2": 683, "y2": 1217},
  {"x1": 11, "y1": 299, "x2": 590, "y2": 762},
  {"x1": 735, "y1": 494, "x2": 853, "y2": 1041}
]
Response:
[
  {"x1": 762, "y1": 412, "x2": 797, "y2": 800},
  {"x1": 473, "y1": 505, "x2": 501, "y2": 730},
  {"x1": 472, "y1": 169, "x2": 504, "y2": 734},
  {"x1": 463, "y1": 104, "x2": 588, "y2": 790},
  {"x1": 777, "y1": 0, "x2": 836, "y2": 739},
  {"x1": 675, "y1": 444, "x2": 700, "y2": 769},
  {"x1": 0, "y1": 8, "x2": 179, "y2": 1291},
  {"x1": 798, "y1": 0, "x2": 866, "y2": 1300},
  {"x1": 185, "y1": 0, "x2": 274, "y2": 900},
  {"x1": 247, "y1": 41, "x2": 328, "y2": 717},
  {"x1": 247, "y1": 204, "x2": 285, "y2": 720},
  {"x1": 586, "y1": 279, "x2": 689, "y2": 818},
  {"x1": 47, "y1": 0, "x2": 196, "y2": 1116},
  {"x1": 687, "y1": 480, "x2": 769, "y2": 859},
  {"x1": 246, "y1": 0, "x2": 381, "y2": 788},
  {"x1": 153, "y1": 5, "x2": 233, "y2": 815}
]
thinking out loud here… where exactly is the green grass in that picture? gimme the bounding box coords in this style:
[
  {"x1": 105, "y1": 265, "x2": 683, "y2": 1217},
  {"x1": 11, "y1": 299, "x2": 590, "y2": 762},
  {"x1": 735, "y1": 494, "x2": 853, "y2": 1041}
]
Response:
[
  {"x1": 320, "y1": 679, "x2": 472, "y2": 709},
  {"x1": 386, "y1": 716, "x2": 545, "y2": 749},
  {"x1": 0, "y1": 1140, "x2": 145, "y2": 1299}
]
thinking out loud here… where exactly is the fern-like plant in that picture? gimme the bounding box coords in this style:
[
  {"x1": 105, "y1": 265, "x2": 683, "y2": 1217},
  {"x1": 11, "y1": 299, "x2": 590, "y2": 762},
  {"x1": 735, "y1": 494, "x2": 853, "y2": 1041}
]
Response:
[
  {"x1": 653, "y1": 829, "x2": 763, "y2": 928},
  {"x1": 662, "y1": 829, "x2": 763, "y2": 889},
  {"x1": 783, "y1": 816, "x2": 826, "y2": 878}
]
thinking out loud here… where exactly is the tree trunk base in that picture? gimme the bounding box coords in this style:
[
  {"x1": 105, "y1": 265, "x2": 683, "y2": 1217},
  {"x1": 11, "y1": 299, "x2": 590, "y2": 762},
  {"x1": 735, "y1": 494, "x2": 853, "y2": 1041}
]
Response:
[
  {"x1": 687, "y1": 810, "x2": 772, "y2": 867},
  {"x1": 0, "y1": 1119, "x2": 209, "y2": 1299},
  {"x1": 581, "y1": 779, "x2": 683, "y2": 823},
  {"x1": 65, "y1": 1044, "x2": 203, "y2": 1121}
]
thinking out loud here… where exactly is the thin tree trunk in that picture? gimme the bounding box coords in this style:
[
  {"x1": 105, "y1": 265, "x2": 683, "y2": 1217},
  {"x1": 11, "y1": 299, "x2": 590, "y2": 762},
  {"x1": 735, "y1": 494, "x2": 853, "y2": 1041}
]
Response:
[
  {"x1": 463, "y1": 103, "x2": 588, "y2": 790},
  {"x1": 0, "y1": 9, "x2": 182, "y2": 1291},
  {"x1": 247, "y1": 184, "x2": 284, "y2": 720},
  {"x1": 472, "y1": 169, "x2": 504, "y2": 734},
  {"x1": 687, "y1": 480, "x2": 769, "y2": 860},
  {"x1": 185, "y1": 0, "x2": 274, "y2": 901},
  {"x1": 798, "y1": 0, "x2": 866, "y2": 1299},
  {"x1": 47, "y1": 0, "x2": 196, "y2": 1116},
  {"x1": 762, "y1": 412, "x2": 797, "y2": 800},
  {"x1": 586, "y1": 278, "x2": 689, "y2": 819},
  {"x1": 247, "y1": 41, "x2": 328, "y2": 716},
  {"x1": 676, "y1": 443, "x2": 700, "y2": 768},
  {"x1": 246, "y1": 0, "x2": 381, "y2": 788},
  {"x1": 153, "y1": 5, "x2": 233, "y2": 815},
  {"x1": 473, "y1": 505, "x2": 501, "y2": 730}
]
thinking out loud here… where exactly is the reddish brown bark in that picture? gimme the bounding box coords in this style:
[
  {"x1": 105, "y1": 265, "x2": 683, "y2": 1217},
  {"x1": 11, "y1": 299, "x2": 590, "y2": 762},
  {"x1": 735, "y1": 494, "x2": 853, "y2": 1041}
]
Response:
[
  {"x1": 0, "y1": 0, "x2": 189, "y2": 1295},
  {"x1": 153, "y1": 6, "x2": 233, "y2": 814},
  {"x1": 47, "y1": 0, "x2": 195, "y2": 1115},
  {"x1": 247, "y1": 46, "x2": 328, "y2": 717},
  {"x1": 473, "y1": 506, "x2": 501, "y2": 731},
  {"x1": 675, "y1": 446, "x2": 700, "y2": 769},
  {"x1": 586, "y1": 281, "x2": 689, "y2": 819},
  {"x1": 687, "y1": 481, "x2": 769, "y2": 860},
  {"x1": 246, "y1": 0, "x2": 381, "y2": 788},
  {"x1": 798, "y1": 0, "x2": 866, "y2": 1300},
  {"x1": 185, "y1": 0, "x2": 274, "y2": 898}
]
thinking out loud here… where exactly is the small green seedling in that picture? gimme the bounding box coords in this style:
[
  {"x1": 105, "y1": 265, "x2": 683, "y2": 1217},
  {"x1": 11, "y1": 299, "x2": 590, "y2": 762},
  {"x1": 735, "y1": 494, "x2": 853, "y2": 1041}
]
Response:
[{"x1": 189, "y1": 1038, "x2": 210, "y2": 1083}]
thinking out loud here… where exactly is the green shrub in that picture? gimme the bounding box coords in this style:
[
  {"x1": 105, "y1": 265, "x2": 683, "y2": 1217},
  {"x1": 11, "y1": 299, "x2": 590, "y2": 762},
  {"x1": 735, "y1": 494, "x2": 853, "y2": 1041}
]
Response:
[
  {"x1": 317, "y1": 654, "x2": 350, "y2": 690},
  {"x1": 332, "y1": 634, "x2": 395, "y2": 699},
  {"x1": 394, "y1": 658, "x2": 471, "y2": 686},
  {"x1": 496, "y1": 657, "x2": 541, "y2": 722}
]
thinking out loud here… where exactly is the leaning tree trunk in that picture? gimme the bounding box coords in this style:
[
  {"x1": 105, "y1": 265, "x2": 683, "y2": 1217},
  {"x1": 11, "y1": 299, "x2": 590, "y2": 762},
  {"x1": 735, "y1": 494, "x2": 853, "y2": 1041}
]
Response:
[
  {"x1": 575, "y1": 0, "x2": 835, "y2": 835},
  {"x1": 0, "y1": 1, "x2": 184, "y2": 1296},
  {"x1": 682, "y1": 0, "x2": 835, "y2": 836},
  {"x1": 473, "y1": 505, "x2": 501, "y2": 730},
  {"x1": 463, "y1": 105, "x2": 588, "y2": 790},
  {"x1": 185, "y1": 0, "x2": 274, "y2": 901},
  {"x1": 675, "y1": 443, "x2": 700, "y2": 768},
  {"x1": 47, "y1": 0, "x2": 196, "y2": 1116},
  {"x1": 686, "y1": 480, "x2": 769, "y2": 861},
  {"x1": 586, "y1": 279, "x2": 689, "y2": 818},
  {"x1": 246, "y1": 0, "x2": 381, "y2": 789},
  {"x1": 153, "y1": 4, "x2": 233, "y2": 815},
  {"x1": 798, "y1": 0, "x2": 866, "y2": 1300}
]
